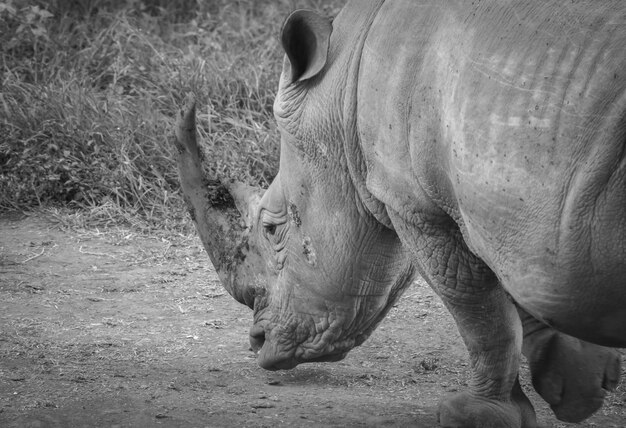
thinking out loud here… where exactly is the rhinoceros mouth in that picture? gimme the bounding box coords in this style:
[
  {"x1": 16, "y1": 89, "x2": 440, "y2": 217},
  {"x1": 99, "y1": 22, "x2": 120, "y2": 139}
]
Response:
[{"x1": 249, "y1": 322, "x2": 349, "y2": 371}]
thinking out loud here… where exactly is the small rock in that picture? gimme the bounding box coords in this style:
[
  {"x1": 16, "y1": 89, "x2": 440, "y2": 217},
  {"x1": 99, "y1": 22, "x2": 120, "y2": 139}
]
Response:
[{"x1": 251, "y1": 403, "x2": 275, "y2": 409}]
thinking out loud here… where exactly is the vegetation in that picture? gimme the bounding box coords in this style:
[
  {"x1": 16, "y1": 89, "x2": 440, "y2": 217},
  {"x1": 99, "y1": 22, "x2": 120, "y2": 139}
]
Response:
[{"x1": 0, "y1": 0, "x2": 342, "y2": 228}]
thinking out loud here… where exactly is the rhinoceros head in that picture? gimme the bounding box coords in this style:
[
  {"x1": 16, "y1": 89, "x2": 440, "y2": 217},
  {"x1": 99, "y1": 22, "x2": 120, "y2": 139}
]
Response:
[{"x1": 174, "y1": 10, "x2": 415, "y2": 371}]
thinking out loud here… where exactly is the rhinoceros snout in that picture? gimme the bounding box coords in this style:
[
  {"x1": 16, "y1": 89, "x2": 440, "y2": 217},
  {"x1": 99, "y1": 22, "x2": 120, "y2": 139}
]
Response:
[
  {"x1": 248, "y1": 324, "x2": 302, "y2": 371},
  {"x1": 249, "y1": 325, "x2": 265, "y2": 354}
]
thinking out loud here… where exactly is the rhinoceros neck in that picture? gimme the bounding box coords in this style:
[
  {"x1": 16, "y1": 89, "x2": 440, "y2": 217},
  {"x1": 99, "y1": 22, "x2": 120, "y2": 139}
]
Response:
[{"x1": 337, "y1": 0, "x2": 397, "y2": 229}]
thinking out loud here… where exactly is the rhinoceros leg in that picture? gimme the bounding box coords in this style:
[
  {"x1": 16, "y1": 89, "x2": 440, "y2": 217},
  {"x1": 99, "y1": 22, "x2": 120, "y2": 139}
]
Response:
[
  {"x1": 387, "y1": 210, "x2": 536, "y2": 428},
  {"x1": 519, "y1": 307, "x2": 621, "y2": 423}
]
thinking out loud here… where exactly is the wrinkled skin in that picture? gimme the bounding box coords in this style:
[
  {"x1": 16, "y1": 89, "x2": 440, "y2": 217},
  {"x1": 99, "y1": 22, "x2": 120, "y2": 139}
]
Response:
[
  {"x1": 248, "y1": 144, "x2": 416, "y2": 370},
  {"x1": 174, "y1": 1, "x2": 625, "y2": 427}
]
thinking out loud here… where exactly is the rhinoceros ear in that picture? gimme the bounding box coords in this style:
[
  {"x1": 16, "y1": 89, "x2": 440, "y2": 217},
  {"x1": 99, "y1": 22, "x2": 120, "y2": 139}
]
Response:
[{"x1": 280, "y1": 9, "x2": 332, "y2": 83}]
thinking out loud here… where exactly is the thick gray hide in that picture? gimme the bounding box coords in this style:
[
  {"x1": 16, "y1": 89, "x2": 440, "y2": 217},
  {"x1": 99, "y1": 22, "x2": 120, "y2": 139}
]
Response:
[{"x1": 175, "y1": 2, "x2": 625, "y2": 427}]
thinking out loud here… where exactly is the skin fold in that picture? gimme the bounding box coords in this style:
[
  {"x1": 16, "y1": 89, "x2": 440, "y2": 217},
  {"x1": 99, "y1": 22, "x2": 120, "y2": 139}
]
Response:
[{"x1": 174, "y1": 1, "x2": 624, "y2": 427}]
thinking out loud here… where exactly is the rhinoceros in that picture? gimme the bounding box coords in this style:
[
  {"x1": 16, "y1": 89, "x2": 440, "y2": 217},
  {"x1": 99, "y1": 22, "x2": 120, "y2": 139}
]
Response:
[{"x1": 172, "y1": 1, "x2": 625, "y2": 427}]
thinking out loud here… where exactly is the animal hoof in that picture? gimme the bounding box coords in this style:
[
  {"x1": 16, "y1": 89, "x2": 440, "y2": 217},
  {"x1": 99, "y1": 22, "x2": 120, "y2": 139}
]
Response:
[
  {"x1": 437, "y1": 391, "x2": 537, "y2": 428},
  {"x1": 527, "y1": 332, "x2": 621, "y2": 422}
]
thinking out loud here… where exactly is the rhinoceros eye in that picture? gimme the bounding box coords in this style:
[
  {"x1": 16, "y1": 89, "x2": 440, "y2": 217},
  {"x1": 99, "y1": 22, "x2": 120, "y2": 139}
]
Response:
[
  {"x1": 263, "y1": 222, "x2": 286, "y2": 247},
  {"x1": 261, "y1": 210, "x2": 288, "y2": 251},
  {"x1": 264, "y1": 224, "x2": 277, "y2": 236}
]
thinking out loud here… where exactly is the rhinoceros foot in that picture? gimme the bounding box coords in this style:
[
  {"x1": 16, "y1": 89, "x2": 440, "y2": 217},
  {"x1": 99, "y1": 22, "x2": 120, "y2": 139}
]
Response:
[
  {"x1": 437, "y1": 378, "x2": 537, "y2": 428},
  {"x1": 525, "y1": 331, "x2": 621, "y2": 422}
]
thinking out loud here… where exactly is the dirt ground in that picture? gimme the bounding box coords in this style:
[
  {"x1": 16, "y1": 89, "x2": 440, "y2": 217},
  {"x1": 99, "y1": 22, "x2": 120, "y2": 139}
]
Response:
[{"x1": 0, "y1": 213, "x2": 624, "y2": 428}]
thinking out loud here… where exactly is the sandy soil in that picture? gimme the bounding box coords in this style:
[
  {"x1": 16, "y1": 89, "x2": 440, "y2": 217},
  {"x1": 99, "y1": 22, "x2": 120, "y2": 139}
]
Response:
[{"x1": 1, "y1": 213, "x2": 624, "y2": 427}]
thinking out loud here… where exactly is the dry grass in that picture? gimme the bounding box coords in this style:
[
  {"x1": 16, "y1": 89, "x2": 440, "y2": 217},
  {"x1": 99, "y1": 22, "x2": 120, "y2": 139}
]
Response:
[{"x1": 0, "y1": 0, "x2": 343, "y2": 230}]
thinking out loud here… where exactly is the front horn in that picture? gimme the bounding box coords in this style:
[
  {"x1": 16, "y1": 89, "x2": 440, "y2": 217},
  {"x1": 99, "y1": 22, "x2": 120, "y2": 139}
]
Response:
[{"x1": 172, "y1": 95, "x2": 265, "y2": 307}]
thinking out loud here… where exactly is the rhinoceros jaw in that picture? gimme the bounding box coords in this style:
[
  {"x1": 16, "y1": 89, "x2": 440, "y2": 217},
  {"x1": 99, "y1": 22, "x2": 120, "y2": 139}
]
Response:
[{"x1": 249, "y1": 304, "x2": 356, "y2": 371}]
